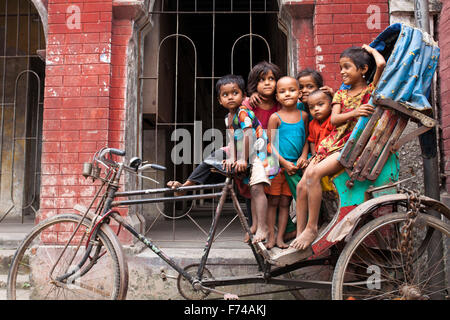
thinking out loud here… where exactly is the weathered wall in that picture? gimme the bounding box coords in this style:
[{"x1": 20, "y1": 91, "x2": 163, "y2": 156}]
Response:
[
  {"x1": 282, "y1": 0, "x2": 389, "y2": 90},
  {"x1": 41, "y1": 0, "x2": 138, "y2": 243},
  {"x1": 440, "y1": 0, "x2": 450, "y2": 197}
]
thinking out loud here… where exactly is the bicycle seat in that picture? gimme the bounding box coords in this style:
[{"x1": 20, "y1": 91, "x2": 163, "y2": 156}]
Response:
[{"x1": 205, "y1": 158, "x2": 251, "y2": 177}]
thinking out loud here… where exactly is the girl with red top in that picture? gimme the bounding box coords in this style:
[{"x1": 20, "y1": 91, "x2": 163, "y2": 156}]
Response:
[
  {"x1": 242, "y1": 61, "x2": 283, "y2": 242},
  {"x1": 244, "y1": 61, "x2": 282, "y2": 128}
]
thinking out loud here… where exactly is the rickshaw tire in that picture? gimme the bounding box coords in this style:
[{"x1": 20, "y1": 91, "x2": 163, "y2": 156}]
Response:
[
  {"x1": 7, "y1": 213, "x2": 128, "y2": 300},
  {"x1": 331, "y1": 212, "x2": 450, "y2": 300}
]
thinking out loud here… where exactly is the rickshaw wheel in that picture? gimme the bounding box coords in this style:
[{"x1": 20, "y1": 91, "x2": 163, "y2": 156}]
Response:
[{"x1": 332, "y1": 212, "x2": 449, "y2": 300}]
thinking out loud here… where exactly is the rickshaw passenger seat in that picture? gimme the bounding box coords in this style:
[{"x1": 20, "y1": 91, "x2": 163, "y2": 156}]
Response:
[{"x1": 338, "y1": 99, "x2": 436, "y2": 189}]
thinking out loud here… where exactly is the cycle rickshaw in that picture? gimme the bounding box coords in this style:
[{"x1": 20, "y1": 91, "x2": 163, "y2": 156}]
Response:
[{"x1": 6, "y1": 23, "x2": 450, "y2": 300}]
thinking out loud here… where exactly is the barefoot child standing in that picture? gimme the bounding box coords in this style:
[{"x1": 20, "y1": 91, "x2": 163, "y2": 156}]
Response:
[{"x1": 264, "y1": 76, "x2": 309, "y2": 249}]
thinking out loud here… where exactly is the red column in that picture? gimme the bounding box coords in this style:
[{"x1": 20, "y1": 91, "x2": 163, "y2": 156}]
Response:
[
  {"x1": 439, "y1": 1, "x2": 450, "y2": 193},
  {"x1": 41, "y1": 0, "x2": 113, "y2": 223}
]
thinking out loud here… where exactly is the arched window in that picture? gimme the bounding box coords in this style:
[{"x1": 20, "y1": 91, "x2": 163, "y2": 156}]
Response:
[{"x1": 0, "y1": 0, "x2": 46, "y2": 224}]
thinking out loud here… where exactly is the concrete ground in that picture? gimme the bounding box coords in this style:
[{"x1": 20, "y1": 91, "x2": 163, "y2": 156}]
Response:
[{"x1": 0, "y1": 208, "x2": 332, "y2": 300}]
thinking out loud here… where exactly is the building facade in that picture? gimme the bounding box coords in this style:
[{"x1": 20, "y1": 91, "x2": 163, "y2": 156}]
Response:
[{"x1": 0, "y1": 0, "x2": 447, "y2": 244}]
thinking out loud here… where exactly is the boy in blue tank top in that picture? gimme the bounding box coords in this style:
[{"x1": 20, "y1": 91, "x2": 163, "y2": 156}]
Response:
[{"x1": 264, "y1": 76, "x2": 309, "y2": 249}]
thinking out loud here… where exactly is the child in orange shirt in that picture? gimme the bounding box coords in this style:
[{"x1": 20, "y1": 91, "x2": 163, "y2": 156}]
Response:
[{"x1": 306, "y1": 89, "x2": 334, "y2": 156}]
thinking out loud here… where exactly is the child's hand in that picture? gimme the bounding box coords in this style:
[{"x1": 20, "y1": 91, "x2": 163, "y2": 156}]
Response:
[
  {"x1": 362, "y1": 44, "x2": 375, "y2": 55},
  {"x1": 320, "y1": 85, "x2": 334, "y2": 97},
  {"x1": 297, "y1": 156, "x2": 309, "y2": 169},
  {"x1": 234, "y1": 159, "x2": 248, "y2": 173},
  {"x1": 354, "y1": 104, "x2": 375, "y2": 117},
  {"x1": 284, "y1": 161, "x2": 299, "y2": 176},
  {"x1": 249, "y1": 93, "x2": 262, "y2": 108},
  {"x1": 222, "y1": 159, "x2": 235, "y2": 173}
]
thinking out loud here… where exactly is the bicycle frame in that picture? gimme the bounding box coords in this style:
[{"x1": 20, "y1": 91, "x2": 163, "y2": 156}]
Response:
[
  {"x1": 57, "y1": 149, "x2": 336, "y2": 294},
  {"x1": 108, "y1": 178, "x2": 335, "y2": 291}
]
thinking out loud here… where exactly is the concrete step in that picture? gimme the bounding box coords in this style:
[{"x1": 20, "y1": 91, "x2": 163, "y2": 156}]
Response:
[
  {"x1": 0, "y1": 272, "x2": 32, "y2": 300},
  {"x1": 0, "y1": 246, "x2": 331, "y2": 300},
  {"x1": 0, "y1": 274, "x2": 30, "y2": 288},
  {"x1": 0, "y1": 250, "x2": 17, "y2": 274},
  {"x1": 0, "y1": 222, "x2": 33, "y2": 249}
]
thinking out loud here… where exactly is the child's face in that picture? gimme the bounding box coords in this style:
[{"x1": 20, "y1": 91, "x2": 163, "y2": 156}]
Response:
[
  {"x1": 308, "y1": 91, "x2": 332, "y2": 122},
  {"x1": 256, "y1": 70, "x2": 276, "y2": 98},
  {"x1": 218, "y1": 83, "x2": 244, "y2": 110},
  {"x1": 339, "y1": 57, "x2": 366, "y2": 86},
  {"x1": 298, "y1": 75, "x2": 319, "y2": 104},
  {"x1": 276, "y1": 77, "x2": 301, "y2": 108}
]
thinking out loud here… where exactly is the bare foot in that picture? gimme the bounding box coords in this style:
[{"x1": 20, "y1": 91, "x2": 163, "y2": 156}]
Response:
[
  {"x1": 276, "y1": 237, "x2": 289, "y2": 249},
  {"x1": 265, "y1": 233, "x2": 276, "y2": 249},
  {"x1": 252, "y1": 228, "x2": 268, "y2": 243},
  {"x1": 243, "y1": 225, "x2": 257, "y2": 243},
  {"x1": 167, "y1": 181, "x2": 185, "y2": 196},
  {"x1": 289, "y1": 227, "x2": 318, "y2": 250}
]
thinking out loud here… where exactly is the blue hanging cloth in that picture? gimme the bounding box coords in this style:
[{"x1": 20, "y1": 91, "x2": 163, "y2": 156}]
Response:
[{"x1": 338, "y1": 23, "x2": 440, "y2": 162}]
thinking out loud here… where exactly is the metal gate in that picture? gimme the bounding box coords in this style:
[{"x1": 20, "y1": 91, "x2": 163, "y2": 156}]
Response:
[
  {"x1": 138, "y1": 0, "x2": 287, "y2": 242},
  {"x1": 0, "y1": 0, "x2": 45, "y2": 223}
]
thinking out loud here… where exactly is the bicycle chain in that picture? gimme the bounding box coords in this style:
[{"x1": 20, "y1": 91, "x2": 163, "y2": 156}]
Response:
[{"x1": 398, "y1": 187, "x2": 421, "y2": 284}]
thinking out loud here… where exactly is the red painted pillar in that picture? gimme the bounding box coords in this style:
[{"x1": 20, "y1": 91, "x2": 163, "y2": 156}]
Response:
[
  {"x1": 439, "y1": 1, "x2": 450, "y2": 194},
  {"x1": 41, "y1": 0, "x2": 133, "y2": 243}
]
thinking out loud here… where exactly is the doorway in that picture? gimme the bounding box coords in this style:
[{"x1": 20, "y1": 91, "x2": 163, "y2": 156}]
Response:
[
  {"x1": 139, "y1": 0, "x2": 287, "y2": 242},
  {"x1": 0, "y1": 0, "x2": 46, "y2": 223}
]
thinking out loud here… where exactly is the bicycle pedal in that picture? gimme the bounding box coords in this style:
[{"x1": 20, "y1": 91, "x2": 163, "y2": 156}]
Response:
[{"x1": 159, "y1": 267, "x2": 177, "y2": 281}]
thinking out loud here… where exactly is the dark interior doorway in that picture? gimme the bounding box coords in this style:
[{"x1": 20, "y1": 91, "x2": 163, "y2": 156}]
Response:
[
  {"x1": 0, "y1": 0, "x2": 46, "y2": 223},
  {"x1": 139, "y1": 0, "x2": 287, "y2": 240}
]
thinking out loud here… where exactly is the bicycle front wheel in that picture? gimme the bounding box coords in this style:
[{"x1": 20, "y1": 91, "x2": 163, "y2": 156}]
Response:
[{"x1": 7, "y1": 213, "x2": 126, "y2": 300}]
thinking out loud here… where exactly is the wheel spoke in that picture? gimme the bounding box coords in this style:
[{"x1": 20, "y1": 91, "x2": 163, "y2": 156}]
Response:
[
  {"x1": 333, "y1": 212, "x2": 449, "y2": 300},
  {"x1": 7, "y1": 214, "x2": 123, "y2": 300}
]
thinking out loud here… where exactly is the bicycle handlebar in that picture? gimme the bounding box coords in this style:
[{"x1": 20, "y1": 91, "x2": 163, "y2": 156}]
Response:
[
  {"x1": 150, "y1": 164, "x2": 166, "y2": 171},
  {"x1": 96, "y1": 148, "x2": 167, "y2": 174},
  {"x1": 99, "y1": 148, "x2": 125, "y2": 161},
  {"x1": 101, "y1": 148, "x2": 126, "y2": 158}
]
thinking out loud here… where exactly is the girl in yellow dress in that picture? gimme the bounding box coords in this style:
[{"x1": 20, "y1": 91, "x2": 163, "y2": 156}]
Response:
[{"x1": 290, "y1": 45, "x2": 386, "y2": 250}]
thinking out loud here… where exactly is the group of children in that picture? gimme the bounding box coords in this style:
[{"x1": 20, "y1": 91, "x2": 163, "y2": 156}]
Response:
[{"x1": 168, "y1": 44, "x2": 386, "y2": 251}]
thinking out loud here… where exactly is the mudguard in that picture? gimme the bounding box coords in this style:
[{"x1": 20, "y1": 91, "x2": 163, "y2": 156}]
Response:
[{"x1": 326, "y1": 193, "x2": 450, "y2": 243}]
